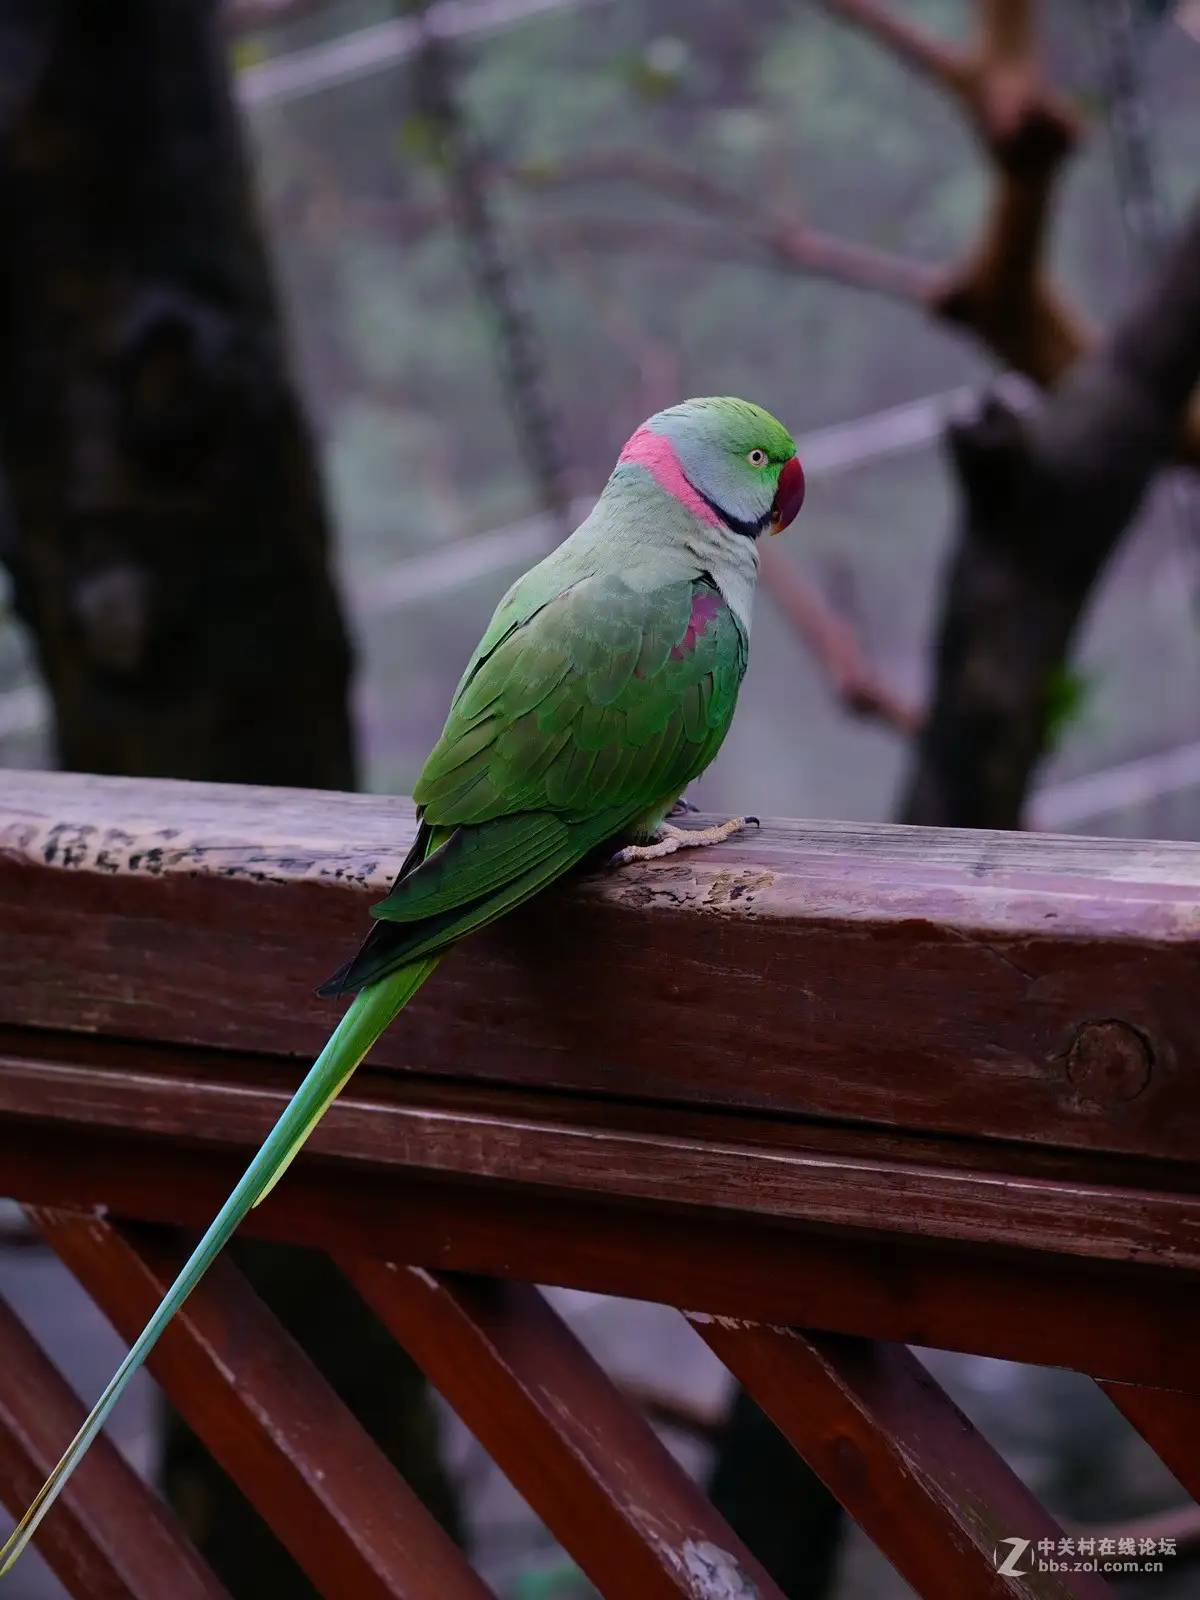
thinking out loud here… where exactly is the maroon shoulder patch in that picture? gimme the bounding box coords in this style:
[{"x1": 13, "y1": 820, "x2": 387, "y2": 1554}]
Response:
[{"x1": 670, "y1": 590, "x2": 723, "y2": 660}]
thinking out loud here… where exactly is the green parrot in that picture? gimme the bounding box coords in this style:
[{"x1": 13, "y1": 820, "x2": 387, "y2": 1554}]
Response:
[{"x1": 0, "y1": 395, "x2": 804, "y2": 1572}]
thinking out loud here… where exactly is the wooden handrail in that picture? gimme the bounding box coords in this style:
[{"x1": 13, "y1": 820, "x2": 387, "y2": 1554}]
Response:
[
  {"x1": 1, "y1": 769, "x2": 1198, "y2": 1598},
  {"x1": 2, "y1": 769, "x2": 1198, "y2": 1154}
]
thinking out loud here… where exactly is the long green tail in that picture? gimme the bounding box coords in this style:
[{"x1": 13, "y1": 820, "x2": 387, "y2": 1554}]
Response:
[{"x1": 0, "y1": 957, "x2": 437, "y2": 1576}]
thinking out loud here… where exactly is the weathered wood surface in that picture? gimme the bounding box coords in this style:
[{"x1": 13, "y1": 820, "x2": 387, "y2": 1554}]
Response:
[
  {"x1": 345, "y1": 1263, "x2": 782, "y2": 1600},
  {"x1": 0, "y1": 1295, "x2": 229, "y2": 1600},
  {"x1": 692, "y1": 1318, "x2": 1113, "y2": 1600},
  {"x1": 7, "y1": 1094, "x2": 1200, "y2": 1391},
  {"x1": 3, "y1": 773, "x2": 1200, "y2": 1379},
  {"x1": 3, "y1": 1029, "x2": 1200, "y2": 1272},
  {"x1": 1, "y1": 771, "x2": 1200, "y2": 1164},
  {"x1": 4, "y1": 770, "x2": 1200, "y2": 1599},
  {"x1": 30, "y1": 1208, "x2": 493, "y2": 1600}
]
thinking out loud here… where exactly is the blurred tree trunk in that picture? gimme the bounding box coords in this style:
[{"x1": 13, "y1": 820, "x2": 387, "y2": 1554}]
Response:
[
  {"x1": 0, "y1": 0, "x2": 353, "y2": 783},
  {"x1": 899, "y1": 198, "x2": 1200, "y2": 829},
  {"x1": 0, "y1": 1, "x2": 461, "y2": 1592},
  {"x1": 707, "y1": 1390, "x2": 844, "y2": 1600}
]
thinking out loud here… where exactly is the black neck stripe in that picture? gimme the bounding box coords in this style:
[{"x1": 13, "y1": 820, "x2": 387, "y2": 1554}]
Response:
[{"x1": 695, "y1": 486, "x2": 771, "y2": 541}]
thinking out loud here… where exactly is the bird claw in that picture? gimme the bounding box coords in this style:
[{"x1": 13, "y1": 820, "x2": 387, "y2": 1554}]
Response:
[{"x1": 609, "y1": 815, "x2": 758, "y2": 867}]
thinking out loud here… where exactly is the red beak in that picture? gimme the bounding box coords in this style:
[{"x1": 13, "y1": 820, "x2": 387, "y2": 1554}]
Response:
[{"x1": 769, "y1": 455, "x2": 806, "y2": 535}]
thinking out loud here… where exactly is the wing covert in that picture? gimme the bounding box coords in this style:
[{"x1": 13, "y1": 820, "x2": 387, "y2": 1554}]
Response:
[{"x1": 414, "y1": 572, "x2": 746, "y2": 830}]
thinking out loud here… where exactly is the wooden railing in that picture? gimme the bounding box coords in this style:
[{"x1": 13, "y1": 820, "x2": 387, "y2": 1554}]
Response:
[{"x1": 1, "y1": 768, "x2": 1199, "y2": 1598}]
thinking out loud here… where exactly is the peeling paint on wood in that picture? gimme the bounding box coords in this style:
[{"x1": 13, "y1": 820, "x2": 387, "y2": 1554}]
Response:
[
  {"x1": 2, "y1": 769, "x2": 1200, "y2": 938},
  {"x1": 676, "y1": 1540, "x2": 758, "y2": 1599}
]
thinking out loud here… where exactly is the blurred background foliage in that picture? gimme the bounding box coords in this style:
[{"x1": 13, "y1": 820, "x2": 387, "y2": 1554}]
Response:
[{"x1": 4, "y1": 0, "x2": 1200, "y2": 835}]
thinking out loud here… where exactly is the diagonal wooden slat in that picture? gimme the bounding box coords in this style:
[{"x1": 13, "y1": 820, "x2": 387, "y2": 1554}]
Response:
[
  {"x1": 27, "y1": 1208, "x2": 494, "y2": 1600},
  {"x1": 0, "y1": 1294, "x2": 228, "y2": 1600},
  {"x1": 342, "y1": 1260, "x2": 781, "y2": 1600},
  {"x1": 689, "y1": 1316, "x2": 1114, "y2": 1600},
  {"x1": 1097, "y1": 1381, "x2": 1200, "y2": 1503}
]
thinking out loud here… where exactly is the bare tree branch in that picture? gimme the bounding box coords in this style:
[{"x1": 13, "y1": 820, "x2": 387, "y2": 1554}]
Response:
[
  {"x1": 928, "y1": 3, "x2": 1088, "y2": 383},
  {"x1": 348, "y1": 148, "x2": 937, "y2": 303},
  {"x1": 816, "y1": 0, "x2": 974, "y2": 96},
  {"x1": 759, "y1": 542, "x2": 921, "y2": 735},
  {"x1": 819, "y1": 0, "x2": 1200, "y2": 468},
  {"x1": 520, "y1": 152, "x2": 937, "y2": 301},
  {"x1": 901, "y1": 196, "x2": 1200, "y2": 828},
  {"x1": 506, "y1": 213, "x2": 762, "y2": 262},
  {"x1": 522, "y1": 148, "x2": 770, "y2": 224},
  {"x1": 817, "y1": 0, "x2": 1087, "y2": 382},
  {"x1": 533, "y1": 212, "x2": 935, "y2": 300},
  {"x1": 767, "y1": 222, "x2": 937, "y2": 300}
]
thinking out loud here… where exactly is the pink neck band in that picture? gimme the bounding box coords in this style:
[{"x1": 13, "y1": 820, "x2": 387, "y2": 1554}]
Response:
[{"x1": 616, "y1": 427, "x2": 723, "y2": 528}]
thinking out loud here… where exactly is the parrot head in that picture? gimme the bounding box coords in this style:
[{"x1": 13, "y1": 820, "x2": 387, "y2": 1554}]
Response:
[{"x1": 616, "y1": 395, "x2": 805, "y2": 543}]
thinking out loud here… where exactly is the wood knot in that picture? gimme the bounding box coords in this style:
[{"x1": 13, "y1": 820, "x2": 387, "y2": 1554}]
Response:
[{"x1": 1065, "y1": 1020, "x2": 1153, "y2": 1106}]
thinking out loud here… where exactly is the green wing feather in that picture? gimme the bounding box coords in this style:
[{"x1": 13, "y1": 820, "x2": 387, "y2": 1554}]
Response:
[
  {"x1": 0, "y1": 569, "x2": 747, "y2": 1574},
  {"x1": 324, "y1": 571, "x2": 747, "y2": 993}
]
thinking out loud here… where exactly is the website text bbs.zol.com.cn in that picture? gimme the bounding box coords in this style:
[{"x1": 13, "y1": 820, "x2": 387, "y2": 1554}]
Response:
[{"x1": 995, "y1": 1535, "x2": 1174, "y2": 1578}]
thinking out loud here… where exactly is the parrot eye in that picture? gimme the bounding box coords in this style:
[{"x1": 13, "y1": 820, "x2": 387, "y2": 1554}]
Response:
[{"x1": 746, "y1": 448, "x2": 768, "y2": 467}]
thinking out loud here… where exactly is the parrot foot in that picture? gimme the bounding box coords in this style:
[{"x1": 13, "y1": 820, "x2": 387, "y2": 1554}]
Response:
[{"x1": 609, "y1": 815, "x2": 759, "y2": 867}]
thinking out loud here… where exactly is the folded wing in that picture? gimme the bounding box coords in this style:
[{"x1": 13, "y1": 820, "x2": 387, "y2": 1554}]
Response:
[{"x1": 320, "y1": 572, "x2": 746, "y2": 994}]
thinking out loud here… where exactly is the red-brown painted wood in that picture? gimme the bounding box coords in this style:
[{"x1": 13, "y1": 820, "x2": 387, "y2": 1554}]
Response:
[
  {"x1": 4, "y1": 772, "x2": 1200, "y2": 1600},
  {"x1": 692, "y1": 1317, "x2": 1114, "y2": 1599},
  {"x1": 1, "y1": 772, "x2": 1199, "y2": 1162},
  {"x1": 1097, "y1": 1381, "x2": 1200, "y2": 1504},
  {"x1": 3, "y1": 1036, "x2": 1200, "y2": 1269},
  {"x1": 6, "y1": 1118, "x2": 1200, "y2": 1393},
  {"x1": 0, "y1": 1295, "x2": 228, "y2": 1600},
  {"x1": 343, "y1": 1261, "x2": 783, "y2": 1600},
  {"x1": 29, "y1": 1208, "x2": 493, "y2": 1600}
]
